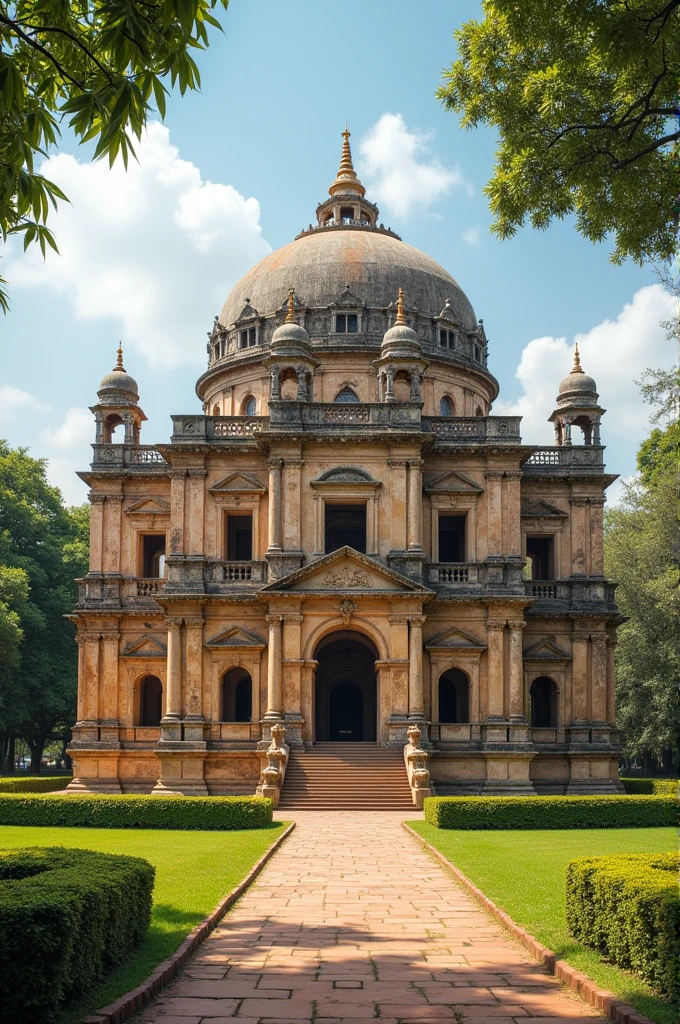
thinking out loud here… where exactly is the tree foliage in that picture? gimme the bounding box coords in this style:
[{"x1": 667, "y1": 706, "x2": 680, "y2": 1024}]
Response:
[
  {"x1": 0, "y1": 0, "x2": 229, "y2": 311},
  {"x1": 438, "y1": 0, "x2": 680, "y2": 264},
  {"x1": 0, "y1": 441, "x2": 89, "y2": 771}
]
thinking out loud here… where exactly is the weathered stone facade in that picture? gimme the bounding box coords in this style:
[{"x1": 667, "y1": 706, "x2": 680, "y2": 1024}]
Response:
[{"x1": 68, "y1": 130, "x2": 623, "y2": 798}]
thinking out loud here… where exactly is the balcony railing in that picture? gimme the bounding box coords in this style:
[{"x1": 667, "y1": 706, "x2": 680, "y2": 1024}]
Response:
[
  {"x1": 136, "y1": 578, "x2": 166, "y2": 597},
  {"x1": 428, "y1": 563, "x2": 480, "y2": 584},
  {"x1": 206, "y1": 561, "x2": 267, "y2": 584},
  {"x1": 423, "y1": 416, "x2": 521, "y2": 443},
  {"x1": 91, "y1": 444, "x2": 168, "y2": 468},
  {"x1": 527, "y1": 581, "x2": 558, "y2": 599},
  {"x1": 523, "y1": 446, "x2": 605, "y2": 473}
]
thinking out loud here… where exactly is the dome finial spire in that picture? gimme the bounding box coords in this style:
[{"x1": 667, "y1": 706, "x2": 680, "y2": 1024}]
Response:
[
  {"x1": 285, "y1": 289, "x2": 296, "y2": 324},
  {"x1": 395, "y1": 287, "x2": 407, "y2": 327},
  {"x1": 328, "y1": 125, "x2": 366, "y2": 198},
  {"x1": 115, "y1": 343, "x2": 125, "y2": 372},
  {"x1": 572, "y1": 342, "x2": 583, "y2": 374}
]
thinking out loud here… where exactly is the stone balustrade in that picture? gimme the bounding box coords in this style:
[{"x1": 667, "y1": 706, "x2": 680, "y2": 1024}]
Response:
[
  {"x1": 91, "y1": 444, "x2": 167, "y2": 468},
  {"x1": 523, "y1": 446, "x2": 605, "y2": 474},
  {"x1": 206, "y1": 561, "x2": 267, "y2": 584}
]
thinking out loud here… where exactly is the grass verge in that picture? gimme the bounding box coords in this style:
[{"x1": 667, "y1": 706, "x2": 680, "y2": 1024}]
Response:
[
  {"x1": 0, "y1": 820, "x2": 288, "y2": 1024},
  {"x1": 407, "y1": 823, "x2": 678, "y2": 1024}
]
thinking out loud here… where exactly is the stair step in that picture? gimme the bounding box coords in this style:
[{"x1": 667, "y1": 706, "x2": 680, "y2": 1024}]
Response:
[{"x1": 278, "y1": 743, "x2": 412, "y2": 810}]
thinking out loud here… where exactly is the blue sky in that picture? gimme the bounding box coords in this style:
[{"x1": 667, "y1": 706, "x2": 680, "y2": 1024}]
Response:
[{"x1": 0, "y1": 0, "x2": 672, "y2": 504}]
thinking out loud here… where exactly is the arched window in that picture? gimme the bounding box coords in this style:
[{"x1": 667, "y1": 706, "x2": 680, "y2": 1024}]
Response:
[
  {"x1": 334, "y1": 387, "x2": 360, "y2": 404},
  {"x1": 439, "y1": 395, "x2": 454, "y2": 417},
  {"x1": 475, "y1": 405, "x2": 484, "y2": 417},
  {"x1": 242, "y1": 395, "x2": 257, "y2": 416},
  {"x1": 103, "y1": 413, "x2": 124, "y2": 443},
  {"x1": 530, "y1": 676, "x2": 558, "y2": 727},
  {"x1": 140, "y1": 675, "x2": 163, "y2": 727},
  {"x1": 221, "y1": 668, "x2": 252, "y2": 722},
  {"x1": 438, "y1": 668, "x2": 470, "y2": 724},
  {"x1": 212, "y1": 403, "x2": 220, "y2": 416}
]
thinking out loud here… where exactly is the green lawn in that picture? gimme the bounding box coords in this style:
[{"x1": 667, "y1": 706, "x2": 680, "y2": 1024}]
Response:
[
  {"x1": 0, "y1": 821, "x2": 288, "y2": 1024},
  {"x1": 408, "y1": 823, "x2": 677, "y2": 1024}
]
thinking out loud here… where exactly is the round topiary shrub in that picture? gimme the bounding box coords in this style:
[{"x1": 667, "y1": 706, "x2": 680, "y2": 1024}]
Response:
[{"x1": 0, "y1": 846, "x2": 155, "y2": 1023}]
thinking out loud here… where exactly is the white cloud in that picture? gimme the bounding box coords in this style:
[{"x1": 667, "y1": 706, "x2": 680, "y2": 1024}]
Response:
[
  {"x1": 0, "y1": 384, "x2": 49, "y2": 423},
  {"x1": 39, "y1": 407, "x2": 92, "y2": 505},
  {"x1": 461, "y1": 225, "x2": 481, "y2": 246},
  {"x1": 494, "y1": 284, "x2": 676, "y2": 479},
  {"x1": 359, "y1": 113, "x2": 462, "y2": 219},
  {"x1": 5, "y1": 123, "x2": 271, "y2": 369}
]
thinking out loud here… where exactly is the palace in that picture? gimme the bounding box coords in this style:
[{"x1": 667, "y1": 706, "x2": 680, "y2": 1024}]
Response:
[{"x1": 68, "y1": 130, "x2": 623, "y2": 803}]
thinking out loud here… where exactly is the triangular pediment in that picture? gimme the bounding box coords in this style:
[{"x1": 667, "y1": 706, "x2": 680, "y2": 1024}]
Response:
[
  {"x1": 426, "y1": 625, "x2": 486, "y2": 651},
  {"x1": 521, "y1": 499, "x2": 568, "y2": 518},
  {"x1": 425, "y1": 470, "x2": 483, "y2": 494},
  {"x1": 523, "y1": 637, "x2": 571, "y2": 661},
  {"x1": 209, "y1": 471, "x2": 266, "y2": 494},
  {"x1": 332, "y1": 285, "x2": 365, "y2": 308},
  {"x1": 261, "y1": 547, "x2": 432, "y2": 594},
  {"x1": 125, "y1": 497, "x2": 171, "y2": 516},
  {"x1": 121, "y1": 634, "x2": 167, "y2": 657},
  {"x1": 205, "y1": 626, "x2": 266, "y2": 649},
  {"x1": 235, "y1": 301, "x2": 259, "y2": 322}
]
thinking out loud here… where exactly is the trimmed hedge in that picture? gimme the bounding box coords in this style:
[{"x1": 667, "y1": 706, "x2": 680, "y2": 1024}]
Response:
[
  {"x1": 0, "y1": 846, "x2": 154, "y2": 1023},
  {"x1": 566, "y1": 852, "x2": 680, "y2": 1000},
  {"x1": 0, "y1": 775, "x2": 70, "y2": 793},
  {"x1": 422, "y1": 795, "x2": 679, "y2": 830},
  {"x1": 0, "y1": 793, "x2": 273, "y2": 829},
  {"x1": 621, "y1": 777, "x2": 678, "y2": 796}
]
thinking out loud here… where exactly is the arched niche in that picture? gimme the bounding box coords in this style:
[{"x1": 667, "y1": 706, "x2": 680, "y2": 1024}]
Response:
[
  {"x1": 221, "y1": 667, "x2": 253, "y2": 722},
  {"x1": 438, "y1": 668, "x2": 470, "y2": 724},
  {"x1": 313, "y1": 630, "x2": 378, "y2": 742},
  {"x1": 530, "y1": 676, "x2": 558, "y2": 727},
  {"x1": 139, "y1": 675, "x2": 163, "y2": 726}
]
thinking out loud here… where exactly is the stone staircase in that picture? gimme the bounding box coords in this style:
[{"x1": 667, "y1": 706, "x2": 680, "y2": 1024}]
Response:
[{"x1": 277, "y1": 742, "x2": 414, "y2": 810}]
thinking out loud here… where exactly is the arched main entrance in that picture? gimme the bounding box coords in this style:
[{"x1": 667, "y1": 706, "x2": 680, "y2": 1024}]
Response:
[{"x1": 314, "y1": 631, "x2": 377, "y2": 741}]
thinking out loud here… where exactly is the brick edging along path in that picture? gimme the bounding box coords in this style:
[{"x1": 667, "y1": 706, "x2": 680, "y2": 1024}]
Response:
[
  {"x1": 402, "y1": 823, "x2": 655, "y2": 1024},
  {"x1": 83, "y1": 822, "x2": 296, "y2": 1024}
]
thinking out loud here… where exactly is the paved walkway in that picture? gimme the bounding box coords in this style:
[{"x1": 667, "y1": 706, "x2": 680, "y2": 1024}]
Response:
[{"x1": 132, "y1": 811, "x2": 603, "y2": 1024}]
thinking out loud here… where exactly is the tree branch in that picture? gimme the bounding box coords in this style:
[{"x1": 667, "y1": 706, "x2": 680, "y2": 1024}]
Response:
[
  {"x1": 0, "y1": 14, "x2": 85, "y2": 91},
  {"x1": 20, "y1": 21, "x2": 115, "y2": 86}
]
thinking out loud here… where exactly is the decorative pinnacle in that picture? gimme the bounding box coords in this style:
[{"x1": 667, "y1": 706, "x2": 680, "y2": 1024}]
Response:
[
  {"x1": 572, "y1": 342, "x2": 584, "y2": 374},
  {"x1": 114, "y1": 343, "x2": 125, "y2": 372},
  {"x1": 285, "y1": 289, "x2": 296, "y2": 324},
  {"x1": 395, "y1": 288, "x2": 407, "y2": 326},
  {"x1": 329, "y1": 125, "x2": 366, "y2": 198}
]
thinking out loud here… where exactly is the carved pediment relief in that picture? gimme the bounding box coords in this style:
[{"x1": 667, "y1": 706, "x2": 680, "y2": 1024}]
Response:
[
  {"x1": 312, "y1": 466, "x2": 381, "y2": 487},
  {"x1": 426, "y1": 626, "x2": 486, "y2": 651},
  {"x1": 125, "y1": 497, "x2": 171, "y2": 516},
  {"x1": 235, "y1": 300, "x2": 260, "y2": 322},
  {"x1": 261, "y1": 547, "x2": 431, "y2": 594},
  {"x1": 209, "y1": 471, "x2": 266, "y2": 494},
  {"x1": 121, "y1": 634, "x2": 167, "y2": 658},
  {"x1": 205, "y1": 626, "x2": 266, "y2": 649},
  {"x1": 331, "y1": 284, "x2": 365, "y2": 309},
  {"x1": 521, "y1": 499, "x2": 568, "y2": 518},
  {"x1": 523, "y1": 637, "x2": 571, "y2": 661},
  {"x1": 425, "y1": 470, "x2": 483, "y2": 494}
]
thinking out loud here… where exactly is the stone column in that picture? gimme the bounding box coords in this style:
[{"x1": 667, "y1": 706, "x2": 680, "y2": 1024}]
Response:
[
  {"x1": 163, "y1": 618, "x2": 183, "y2": 736},
  {"x1": 570, "y1": 498, "x2": 588, "y2": 576},
  {"x1": 76, "y1": 635, "x2": 86, "y2": 723},
  {"x1": 88, "y1": 494, "x2": 106, "y2": 574},
  {"x1": 571, "y1": 632, "x2": 589, "y2": 724},
  {"x1": 485, "y1": 471, "x2": 504, "y2": 556},
  {"x1": 100, "y1": 633, "x2": 120, "y2": 725},
  {"x1": 102, "y1": 494, "x2": 123, "y2": 574},
  {"x1": 184, "y1": 617, "x2": 204, "y2": 738},
  {"x1": 508, "y1": 619, "x2": 526, "y2": 720},
  {"x1": 408, "y1": 615, "x2": 426, "y2": 721},
  {"x1": 187, "y1": 469, "x2": 206, "y2": 556},
  {"x1": 590, "y1": 634, "x2": 608, "y2": 723},
  {"x1": 267, "y1": 460, "x2": 283, "y2": 553},
  {"x1": 407, "y1": 460, "x2": 423, "y2": 551},
  {"x1": 606, "y1": 636, "x2": 617, "y2": 725},
  {"x1": 388, "y1": 458, "x2": 408, "y2": 551},
  {"x1": 263, "y1": 614, "x2": 283, "y2": 723},
  {"x1": 169, "y1": 470, "x2": 186, "y2": 554},
  {"x1": 486, "y1": 619, "x2": 505, "y2": 721},
  {"x1": 589, "y1": 498, "x2": 605, "y2": 576}
]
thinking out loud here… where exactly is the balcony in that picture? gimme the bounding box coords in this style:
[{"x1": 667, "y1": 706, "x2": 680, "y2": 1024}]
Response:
[
  {"x1": 91, "y1": 445, "x2": 167, "y2": 469},
  {"x1": 428, "y1": 563, "x2": 480, "y2": 585},
  {"x1": 205, "y1": 561, "x2": 267, "y2": 586},
  {"x1": 423, "y1": 415, "x2": 521, "y2": 443},
  {"x1": 524, "y1": 578, "x2": 617, "y2": 610},
  {"x1": 522, "y1": 446, "x2": 605, "y2": 475},
  {"x1": 135, "y1": 578, "x2": 166, "y2": 598}
]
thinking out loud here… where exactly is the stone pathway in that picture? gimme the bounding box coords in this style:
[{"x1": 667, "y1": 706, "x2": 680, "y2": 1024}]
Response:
[{"x1": 131, "y1": 811, "x2": 603, "y2": 1024}]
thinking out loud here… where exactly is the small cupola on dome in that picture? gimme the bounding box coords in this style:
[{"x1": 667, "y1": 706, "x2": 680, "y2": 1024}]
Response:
[
  {"x1": 549, "y1": 345, "x2": 605, "y2": 446},
  {"x1": 271, "y1": 290, "x2": 311, "y2": 352},
  {"x1": 91, "y1": 345, "x2": 146, "y2": 445},
  {"x1": 373, "y1": 289, "x2": 428, "y2": 404},
  {"x1": 311, "y1": 127, "x2": 383, "y2": 233},
  {"x1": 266, "y1": 290, "x2": 318, "y2": 404}
]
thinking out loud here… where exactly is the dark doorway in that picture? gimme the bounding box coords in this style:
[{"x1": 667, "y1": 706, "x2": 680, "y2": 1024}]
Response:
[
  {"x1": 530, "y1": 676, "x2": 557, "y2": 727},
  {"x1": 314, "y1": 631, "x2": 377, "y2": 741},
  {"x1": 222, "y1": 668, "x2": 253, "y2": 722},
  {"x1": 526, "y1": 536, "x2": 553, "y2": 580},
  {"x1": 140, "y1": 675, "x2": 162, "y2": 726},
  {"x1": 141, "y1": 534, "x2": 166, "y2": 578},
  {"x1": 325, "y1": 504, "x2": 366, "y2": 553},
  {"x1": 439, "y1": 514, "x2": 466, "y2": 562},
  {"x1": 227, "y1": 514, "x2": 253, "y2": 560},
  {"x1": 438, "y1": 668, "x2": 470, "y2": 723}
]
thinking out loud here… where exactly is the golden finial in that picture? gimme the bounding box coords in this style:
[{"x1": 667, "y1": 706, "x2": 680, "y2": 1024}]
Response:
[
  {"x1": 395, "y1": 288, "x2": 407, "y2": 326},
  {"x1": 329, "y1": 125, "x2": 366, "y2": 198},
  {"x1": 114, "y1": 343, "x2": 125, "y2": 372},
  {"x1": 285, "y1": 289, "x2": 296, "y2": 324},
  {"x1": 572, "y1": 342, "x2": 583, "y2": 373}
]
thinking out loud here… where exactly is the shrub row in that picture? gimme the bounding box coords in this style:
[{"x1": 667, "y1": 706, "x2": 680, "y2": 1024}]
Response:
[
  {"x1": 620, "y1": 777, "x2": 678, "y2": 796},
  {"x1": 0, "y1": 846, "x2": 154, "y2": 1023},
  {"x1": 0, "y1": 793, "x2": 273, "y2": 829},
  {"x1": 0, "y1": 775, "x2": 71, "y2": 793},
  {"x1": 422, "y1": 795, "x2": 678, "y2": 829},
  {"x1": 566, "y1": 852, "x2": 680, "y2": 1000}
]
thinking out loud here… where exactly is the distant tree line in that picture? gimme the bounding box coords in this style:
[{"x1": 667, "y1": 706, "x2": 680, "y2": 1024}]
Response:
[{"x1": 0, "y1": 442, "x2": 88, "y2": 773}]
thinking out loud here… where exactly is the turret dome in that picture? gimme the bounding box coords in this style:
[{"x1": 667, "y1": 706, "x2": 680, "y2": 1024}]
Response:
[{"x1": 98, "y1": 346, "x2": 139, "y2": 403}]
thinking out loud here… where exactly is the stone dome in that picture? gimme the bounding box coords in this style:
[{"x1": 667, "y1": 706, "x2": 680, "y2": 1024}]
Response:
[
  {"x1": 219, "y1": 229, "x2": 477, "y2": 330},
  {"x1": 556, "y1": 347, "x2": 598, "y2": 407},
  {"x1": 97, "y1": 347, "x2": 139, "y2": 402}
]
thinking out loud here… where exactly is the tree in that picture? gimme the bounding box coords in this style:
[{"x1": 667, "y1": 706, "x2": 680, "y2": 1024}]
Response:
[
  {"x1": 438, "y1": 0, "x2": 680, "y2": 264},
  {"x1": 0, "y1": 0, "x2": 229, "y2": 311},
  {"x1": 0, "y1": 441, "x2": 89, "y2": 771}
]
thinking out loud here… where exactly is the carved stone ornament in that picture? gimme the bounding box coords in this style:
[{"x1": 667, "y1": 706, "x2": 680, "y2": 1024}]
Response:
[
  {"x1": 339, "y1": 599, "x2": 358, "y2": 625},
  {"x1": 269, "y1": 722, "x2": 286, "y2": 750},
  {"x1": 407, "y1": 723, "x2": 422, "y2": 748},
  {"x1": 322, "y1": 567, "x2": 371, "y2": 588}
]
